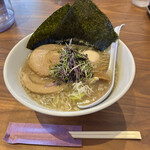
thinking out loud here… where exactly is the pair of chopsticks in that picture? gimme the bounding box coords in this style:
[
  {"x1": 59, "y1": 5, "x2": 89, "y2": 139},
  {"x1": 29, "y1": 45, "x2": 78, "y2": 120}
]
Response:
[{"x1": 69, "y1": 131, "x2": 142, "y2": 140}]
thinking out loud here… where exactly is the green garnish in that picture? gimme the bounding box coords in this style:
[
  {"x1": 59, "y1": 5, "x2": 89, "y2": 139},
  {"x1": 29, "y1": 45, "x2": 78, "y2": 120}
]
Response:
[
  {"x1": 70, "y1": 93, "x2": 85, "y2": 100},
  {"x1": 50, "y1": 40, "x2": 93, "y2": 83}
]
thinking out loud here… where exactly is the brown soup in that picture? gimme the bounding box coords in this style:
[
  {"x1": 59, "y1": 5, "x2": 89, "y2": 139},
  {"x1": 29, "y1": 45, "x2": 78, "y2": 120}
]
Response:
[{"x1": 20, "y1": 44, "x2": 115, "y2": 111}]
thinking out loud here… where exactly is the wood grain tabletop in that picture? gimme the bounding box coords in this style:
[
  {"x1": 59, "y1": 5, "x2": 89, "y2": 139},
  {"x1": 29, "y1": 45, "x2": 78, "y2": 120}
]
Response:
[{"x1": 0, "y1": 0, "x2": 150, "y2": 149}]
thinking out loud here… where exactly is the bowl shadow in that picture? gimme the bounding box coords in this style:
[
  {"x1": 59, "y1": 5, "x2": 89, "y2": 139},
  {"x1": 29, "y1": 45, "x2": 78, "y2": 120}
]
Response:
[{"x1": 36, "y1": 102, "x2": 127, "y2": 147}]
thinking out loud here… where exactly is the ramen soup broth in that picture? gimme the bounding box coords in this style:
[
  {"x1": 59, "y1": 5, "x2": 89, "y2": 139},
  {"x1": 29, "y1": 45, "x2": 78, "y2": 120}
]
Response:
[{"x1": 19, "y1": 44, "x2": 116, "y2": 111}]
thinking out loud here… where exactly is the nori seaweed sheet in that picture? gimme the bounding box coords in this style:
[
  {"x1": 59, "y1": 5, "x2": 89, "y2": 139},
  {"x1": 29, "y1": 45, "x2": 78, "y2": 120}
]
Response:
[
  {"x1": 27, "y1": 0, "x2": 118, "y2": 51},
  {"x1": 27, "y1": 4, "x2": 71, "y2": 50}
]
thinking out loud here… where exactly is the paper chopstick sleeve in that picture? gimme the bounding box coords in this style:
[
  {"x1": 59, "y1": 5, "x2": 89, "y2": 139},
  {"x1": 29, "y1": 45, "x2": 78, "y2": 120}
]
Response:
[{"x1": 3, "y1": 122, "x2": 82, "y2": 147}]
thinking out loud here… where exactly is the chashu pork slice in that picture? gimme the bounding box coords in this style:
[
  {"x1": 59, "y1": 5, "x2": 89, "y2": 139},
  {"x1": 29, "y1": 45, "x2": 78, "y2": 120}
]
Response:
[
  {"x1": 28, "y1": 44, "x2": 64, "y2": 77},
  {"x1": 20, "y1": 72, "x2": 66, "y2": 94}
]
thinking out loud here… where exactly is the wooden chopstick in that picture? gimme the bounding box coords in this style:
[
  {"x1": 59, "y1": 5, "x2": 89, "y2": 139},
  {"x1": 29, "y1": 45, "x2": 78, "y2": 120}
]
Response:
[{"x1": 69, "y1": 131, "x2": 142, "y2": 140}]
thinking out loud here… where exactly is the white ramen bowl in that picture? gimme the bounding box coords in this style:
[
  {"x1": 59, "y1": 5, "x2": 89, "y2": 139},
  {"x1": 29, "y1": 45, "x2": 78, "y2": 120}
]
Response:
[{"x1": 3, "y1": 34, "x2": 135, "y2": 117}]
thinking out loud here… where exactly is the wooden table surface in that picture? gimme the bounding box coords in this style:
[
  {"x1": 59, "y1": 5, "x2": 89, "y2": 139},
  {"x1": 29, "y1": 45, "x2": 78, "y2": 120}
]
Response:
[{"x1": 0, "y1": 0, "x2": 150, "y2": 149}]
